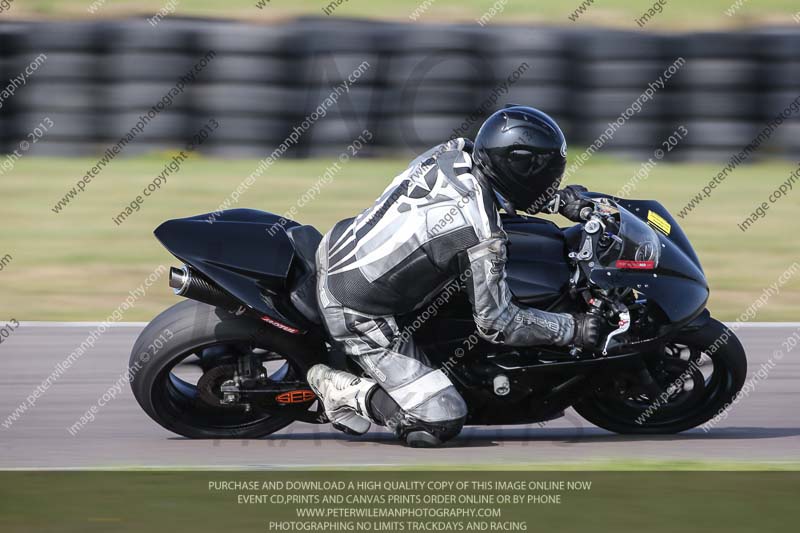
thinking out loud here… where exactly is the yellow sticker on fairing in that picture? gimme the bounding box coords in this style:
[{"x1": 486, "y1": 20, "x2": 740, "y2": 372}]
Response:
[{"x1": 647, "y1": 210, "x2": 671, "y2": 235}]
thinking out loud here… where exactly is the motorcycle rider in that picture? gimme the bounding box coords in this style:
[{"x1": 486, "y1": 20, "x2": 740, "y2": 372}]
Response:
[{"x1": 307, "y1": 105, "x2": 602, "y2": 447}]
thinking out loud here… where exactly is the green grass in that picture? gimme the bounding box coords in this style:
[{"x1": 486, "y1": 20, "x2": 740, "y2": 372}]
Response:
[
  {"x1": 8, "y1": 0, "x2": 800, "y2": 29},
  {"x1": 1, "y1": 154, "x2": 798, "y2": 321},
  {"x1": 1, "y1": 470, "x2": 799, "y2": 532}
]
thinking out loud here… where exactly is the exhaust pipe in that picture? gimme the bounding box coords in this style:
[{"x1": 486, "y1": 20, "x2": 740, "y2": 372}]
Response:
[
  {"x1": 169, "y1": 265, "x2": 241, "y2": 310},
  {"x1": 168, "y1": 266, "x2": 190, "y2": 294}
]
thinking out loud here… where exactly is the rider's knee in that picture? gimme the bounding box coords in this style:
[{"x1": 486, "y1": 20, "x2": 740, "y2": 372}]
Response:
[
  {"x1": 412, "y1": 385, "x2": 468, "y2": 423},
  {"x1": 399, "y1": 388, "x2": 467, "y2": 447},
  {"x1": 367, "y1": 382, "x2": 467, "y2": 447}
]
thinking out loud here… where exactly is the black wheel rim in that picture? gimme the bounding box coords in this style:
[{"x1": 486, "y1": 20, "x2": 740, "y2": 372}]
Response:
[
  {"x1": 589, "y1": 339, "x2": 735, "y2": 429},
  {"x1": 152, "y1": 340, "x2": 300, "y2": 435}
]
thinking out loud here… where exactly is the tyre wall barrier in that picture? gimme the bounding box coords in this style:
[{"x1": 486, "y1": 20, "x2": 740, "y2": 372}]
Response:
[{"x1": 0, "y1": 18, "x2": 797, "y2": 161}]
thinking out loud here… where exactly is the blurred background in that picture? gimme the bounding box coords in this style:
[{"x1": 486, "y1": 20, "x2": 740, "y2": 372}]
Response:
[
  {"x1": 1, "y1": 1, "x2": 798, "y2": 321},
  {"x1": 2, "y1": 10, "x2": 800, "y2": 158}
]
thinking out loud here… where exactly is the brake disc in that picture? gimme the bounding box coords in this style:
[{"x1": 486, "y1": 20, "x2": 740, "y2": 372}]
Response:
[{"x1": 197, "y1": 364, "x2": 237, "y2": 407}]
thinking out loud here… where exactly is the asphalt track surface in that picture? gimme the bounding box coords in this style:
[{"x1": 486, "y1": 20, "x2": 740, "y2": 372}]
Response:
[{"x1": 1, "y1": 323, "x2": 798, "y2": 469}]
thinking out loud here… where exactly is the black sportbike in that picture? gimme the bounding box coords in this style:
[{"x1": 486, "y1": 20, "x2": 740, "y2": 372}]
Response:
[{"x1": 130, "y1": 194, "x2": 746, "y2": 439}]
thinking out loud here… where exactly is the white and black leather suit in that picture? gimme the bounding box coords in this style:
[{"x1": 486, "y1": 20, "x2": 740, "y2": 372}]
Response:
[{"x1": 315, "y1": 138, "x2": 577, "y2": 441}]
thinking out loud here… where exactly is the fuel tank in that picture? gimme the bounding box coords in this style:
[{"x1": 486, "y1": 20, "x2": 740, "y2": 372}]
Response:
[{"x1": 503, "y1": 216, "x2": 571, "y2": 308}]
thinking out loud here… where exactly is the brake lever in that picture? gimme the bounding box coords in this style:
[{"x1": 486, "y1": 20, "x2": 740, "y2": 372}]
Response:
[{"x1": 602, "y1": 307, "x2": 631, "y2": 356}]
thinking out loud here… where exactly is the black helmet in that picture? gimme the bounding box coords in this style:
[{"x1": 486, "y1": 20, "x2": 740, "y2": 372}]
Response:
[{"x1": 472, "y1": 105, "x2": 566, "y2": 212}]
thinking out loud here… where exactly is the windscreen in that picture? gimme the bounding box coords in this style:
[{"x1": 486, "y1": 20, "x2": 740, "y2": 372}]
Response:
[{"x1": 592, "y1": 199, "x2": 662, "y2": 270}]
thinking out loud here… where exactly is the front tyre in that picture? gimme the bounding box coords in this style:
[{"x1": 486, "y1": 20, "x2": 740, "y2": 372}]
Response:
[
  {"x1": 129, "y1": 300, "x2": 320, "y2": 439},
  {"x1": 574, "y1": 317, "x2": 747, "y2": 434}
]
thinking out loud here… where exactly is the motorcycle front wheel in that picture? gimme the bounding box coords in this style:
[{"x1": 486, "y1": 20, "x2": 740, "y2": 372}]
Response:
[{"x1": 574, "y1": 317, "x2": 747, "y2": 434}]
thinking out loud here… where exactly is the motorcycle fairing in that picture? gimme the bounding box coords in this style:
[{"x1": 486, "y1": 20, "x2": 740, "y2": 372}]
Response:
[
  {"x1": 585, "y1": 196, "x2": 709, "y2": 324},
  {"x1": 606, "y1": 196, "x2": 703, "y2": 273}
]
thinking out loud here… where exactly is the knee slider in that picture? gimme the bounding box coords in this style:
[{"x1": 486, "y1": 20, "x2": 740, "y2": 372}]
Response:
[{"x1": 401, "y1": 417, "x2": 465, "y2": 448}]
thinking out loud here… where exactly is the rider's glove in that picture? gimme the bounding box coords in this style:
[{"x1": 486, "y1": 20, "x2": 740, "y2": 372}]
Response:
[
  {"x1": 557, "y1": 185, "x2": 592, "y2": 222},
  {"x1": 571, "y1": 313, "x2": 603, "y2": 350}
]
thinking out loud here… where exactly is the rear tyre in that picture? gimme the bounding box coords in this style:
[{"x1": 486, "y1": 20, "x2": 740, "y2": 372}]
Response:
[
  {"x1": 574, "y1": 317, "x2": 747, "y2": 434},
  {"x1": 129, "y1": 300, "x2": 321, "y2": 439}
]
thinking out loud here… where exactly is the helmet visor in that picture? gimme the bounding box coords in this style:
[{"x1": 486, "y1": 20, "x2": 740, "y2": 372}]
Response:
[{"x1": 507, "y1": 149, "x2": 555, "y2": 179}]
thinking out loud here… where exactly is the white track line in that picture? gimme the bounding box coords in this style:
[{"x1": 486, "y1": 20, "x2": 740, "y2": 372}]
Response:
[
  {"x1": 16, "y1": 322, "x2": 148, "y2": 328},
  {"x1": 0, "y1": 464, "x2": 399, "y2": 471},
  {"x1": 727, "y1": 322, "x2": 800, "y2": 328}
]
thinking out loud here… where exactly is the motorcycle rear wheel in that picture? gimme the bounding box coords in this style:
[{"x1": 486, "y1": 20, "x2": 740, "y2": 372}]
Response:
[
  {"x1": 129, "y1": 300, "x2": 320, "y2": 439},
  {"x1": 574, "y1": 317, "x2": 747, "y2": 434}
]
